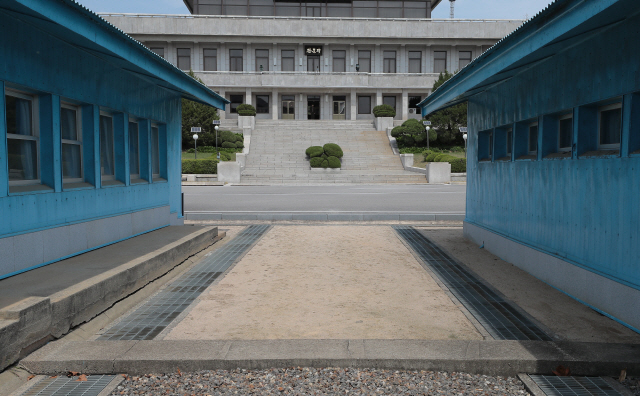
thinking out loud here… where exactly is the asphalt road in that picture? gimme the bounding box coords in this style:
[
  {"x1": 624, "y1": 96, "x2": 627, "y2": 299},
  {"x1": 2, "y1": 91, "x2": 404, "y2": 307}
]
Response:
[{"x1": 183, "y1": 184, "x2": 466, "y2": 215}]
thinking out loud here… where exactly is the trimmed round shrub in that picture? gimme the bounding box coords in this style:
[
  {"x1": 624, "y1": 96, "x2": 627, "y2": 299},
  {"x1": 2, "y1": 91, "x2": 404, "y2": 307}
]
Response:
[
  {"x1": 237, "y1": 104, "x2": 256, "y2": 116},
  {"x1": 321, "y1": 153, "x2": 328, "y2": 159},
  {"x1": 306, "y1": 146, "x2": 324, "y2": 158},
  {"x1": 235, "y1": 133, "x2": 244, "y2": 142},
  {"x1": 182, "y1": 159, "x2": 218, "y2": 174},
  {"x1": 390, "y1": 126, "x2": 406, "y2": 138},
  {"x1": 310, "y1": 157, "x2": 324, "y2": 168},
  {"x1": 436, "y1": 154, "x2": 457, "y2": 162},
  {"x1": 220, "y1": 130, "x2": 236, "y2": 143},
  {"x1": 424, "y1": 153, "x2": 439, "y2": 162},
  {"x1": 321, "y1": 159, "x2": 329, "y2": 168},
  {"x1": 372, "y1": 104, "x2": 395, "y2": 117},
  {"x1": 414, "y1": 132, "x2": 427, "y2": 144},
  {"x1": 323, "y1": 143, "x2": 343, "y2": 158},
  {"x1": 235, "y1": 141, "x2": 244, "y2": 149},
  {"x1": 450, "y1": 158, "x2": 467, "y2": 172},
  {"x1": 402, "y1": 118, "x2": 424, "y2": 135},
  {"x1": 221, "y1": 141, "x2": 236, "y2": 148},
  {"x1": 402, "y1": 136, "x2": 415, "y2": 146},
  {"x1": 327, "y1": 156, "x2": 341, "y2": 168}
]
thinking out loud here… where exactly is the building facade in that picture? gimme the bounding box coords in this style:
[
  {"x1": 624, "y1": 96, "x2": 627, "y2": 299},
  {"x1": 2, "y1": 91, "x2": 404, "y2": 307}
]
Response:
[
  {"x1": 0, "y1": 0, "x2": 227, "y2": 280},
  {"x1": 103, "y1": 2, "x2": 521, "y2": 121},
  {"x1": 419, "y1": 0, "x2": 640, "y2": 331}
]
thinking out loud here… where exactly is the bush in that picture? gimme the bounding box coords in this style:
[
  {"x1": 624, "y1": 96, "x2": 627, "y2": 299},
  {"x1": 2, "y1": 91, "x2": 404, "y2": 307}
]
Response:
[
  {"x1": 327, "y1": 156, "x2": 341, "y2": 168},
  {"x1": 235, "y1": 141, "x2": 244, "y2": 149},
  {"x1": 306, "y1": 146, "x2": 324, "y2": 158},
  {"x1": 399, "y1": 147, "x2": 425, "y2": 154},
  {"x1": 414, "y1": 132, "x2": 427, "y2": 144},
  {"x1": 221, "y1": 141, "x2": 236, "y2": 148},
  {"x1": 450, "y1": 158, "x2": 467, "y2": 172},
  {"x1": 450, "y1": 146, "x2": 465, "y2": 152},
  {"x1": 182, "y1": 159, "x2": 218, "y2": 174},
  {"x1": 323, "y1": 143, "x2": 343, "y2": 158},
  {"x1": 402, "y1": 118, "x2": 424, "y2": 135},
  {"x1": 434, "y1": 154, "x2": 457, "y2": 162},
  {"x1": 187, "y1": 146, "x2": 243, "y2": 154},
  {"x1": 321, "y1": 153, "x2": 328, "y2": 159},
  {"x1": 424, "y1": 153, "x2": 439, "y2": 162},
  {"x1": 235, "y1": 133, "x2": 244, "y2": 142},
  {"x1": 402, "y1": 136, "x2": 415, "y2": 146},
  {"x1": 321, "y1": 159, "x2": 329, "y2": 168},
  {"x1": 390, "y1": 126, "x2": 406, "y2": 138},
  {"x1": 237, "y1": 104, "x2": 256, "y2": 116},
  {"x1": 220, "y1": 130, "x2": 235, "y2": 143},
  {"x1": 310, "y1": 157, "x2": 324, "y2": 168},
  {"x1": 373, "y1": 104, "x2": 395, "y2": 117}
]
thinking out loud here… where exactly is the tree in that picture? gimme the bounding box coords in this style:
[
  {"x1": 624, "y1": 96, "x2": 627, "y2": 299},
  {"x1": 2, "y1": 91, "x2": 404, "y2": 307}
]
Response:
[
  {"x1": 182, "y1": 70, "x2": 219, "y2": 149},
  {"x1": 425, "y1": 71, "x2": 467, "y2": 147}
]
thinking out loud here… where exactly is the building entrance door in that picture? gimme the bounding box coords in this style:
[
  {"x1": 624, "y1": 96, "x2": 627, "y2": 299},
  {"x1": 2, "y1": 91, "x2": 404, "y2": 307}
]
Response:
[
  {"x1": 307, "y1": 96, "x2": 320, "y2": 120},
  {"x1": 333, "y1": 96, "x2": 346, "y2": 120},
  {"x1": 282, "y1": 95, "x2": 295, "y2": 120},
  {"x1": 307, "y1": 56, "x2": 320, "y2": 72}
]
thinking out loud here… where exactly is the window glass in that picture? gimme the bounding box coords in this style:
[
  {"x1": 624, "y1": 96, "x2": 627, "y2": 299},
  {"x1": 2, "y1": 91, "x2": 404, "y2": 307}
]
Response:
[
  {"x1": 358, "y1": 50, "x2": 371, "y2": 72},
  {"x1": 249, "y1": 0, "x2": 273, "y2": 16},
  {"x1": 151, "y1": 126, "x2": 160, "y2": 176},
  {"x1": 558, "y1": 116, "x2": 573, "y2": 151},
  {"x1": 379, "y1": 5, "x2": 402, "y2": 18},
  {"x1": 506, "y1": 128, "x2": 512, "y2": 156},
  {"x1": 230, "y1": 95, "x2": 244, "y2": 113},
  {"x1": 358, "y1": 96, "x2": 371, "y2": 114},
  {"x1": 408, "y1": 96, "x2": 421, "y2": 108},
  {"x1": 383, "y1": 96, "x2": 396, "y2": 112},
  {"x1": 281, "y1": 50, "x2": 295, "y2": 71},
  {"x1": 353, "y1": 5, "x2": 376, "y2": 17},
  {"x1": 61, "y1": 106, "x2": 82, "y2": 180},
  {"x1": 327, "y1": 4, "x2": 350, "y2": 17},
  {"x1": 599, "y1": 105, "x2": 622, "y2": 147},
  {"x1": 129, "y1": 122, "x2": 140, "y2": 176},
  {"x1": 6, "y1": 94, "x2": 38, "y2": 181},
  {"x1": 528, "y1": 124, "x2": 538, "y2": 154},
  {"x1": 150, "y1": 47, "x2": 164, "y2": 59},
  {"x1": 99, "y1": 115, "x2": 115, "y2": 178},
  {"x1": 458, "y1": 51, "x2": 472, "y2": 69},
  {"x1": 408, "y1": 51, "x2": 421, "y2": 73},
  {"x1": 333, "y1": 50, "x2": 346, "y2": 72},
  {"x1": 230, "y1": 49, "x2": 243, "y2": 71},
  {"x1": 434, "y1": 51, "x2": 447, "y2": 73},
  {"x1": 177, "y1": 48, "x2": 191, "y2": 70},
  {"x1": 256, "y1": 95, "x2": 269, "y2": 114},
  {"x1": 203, "y1": 48, "x2": 217, "y2": 71},
  {"x1": 275, "y1": 3, "x2": 300, "y2": 16},
  {"x1": 383, "y1": 51, "x2": 396, "y2": 73},
  {"x1": 255, "y1": 49, "x2": 269, "y2": 71}
]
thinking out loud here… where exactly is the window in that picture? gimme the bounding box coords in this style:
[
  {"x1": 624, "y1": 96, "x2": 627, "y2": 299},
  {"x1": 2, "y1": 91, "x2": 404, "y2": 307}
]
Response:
[
  {"x1": 358, "y1": 50, "x2": 371, "y2": 73},
  {"x1": 61, "y1": 104, "x2": 82, "y2": 182},
  {"x1": 434, "y1": 51, "x2": 447, "y2": 73},
  {"x1": 230, "y1": 95, "x2": 244, "y2": 113},
  {"x1": 383, "y1": 51, "x2": 396, "y2": 73},
  {"x1": 558, "y1": 114, "x2": 573, "y2": 152},
  {"x1": 256, "y1": 95, "x2": 269, "y2": 114},
  {"x1": 408, "y1": 96, "x2": 421, "y2": 108},
  {"x1": 255, "y1": 49, "x2": 269, "y2": 72},
  {"x1": 458, "y1": 51, "x2": 472, "y2": 69},
  {"x1": 129, "y1": 121, "x2": 140, "y2": 179},
  {"x1": 281, "y1": 50, "x2": 295, "y2": 71},
  {"x1": 353, "y1": 1, "x2": 376, "y2": 17},
  {"x1": 177, "y1": 48, "x2": 191, "y2": 71},
  {"x1": 408, "y1": 51, "x2": 421, "y2": 73},
  {"x1": 379, "y1": 1, "x2": 402, "y2": 17},
  {"x1": 150, "y1": 47, "x2": 164, "y2": 58},
  {"x1": 203, "y1": 48, "x2": 217, "y2": 71},
  {"x1": 528, "y1": 123, "x2": 538, "y2": 155},
  {"x1": 99, "y1": 114, "x2": 115, "y2": 181},
  {"x1": 230, "y1": 49, "x2": 243, "y2": 71},
  {"x1": 225, "y1": 0, "x2": 248, "y2": 15},
  {"x1": 598, "y1": 103, "x2": 622, "y2": 149},
  {"x1": 383, "y1": 96, "x2": 396, "y2": 112},
  {"x1": 332, "y1": 50, "x2": 346, "y2": 72},
  {"x1": 151, "y1": 125, "x2": 160, "y2": 178},
  {"x1": 327, "y1": 3, "x2": 350, "y2": 17},
  {"x1": 478, "y1": 130, "x2": 492, "y2": 161},
  {"x1": 506, "y1": 128, "x2": 512, "y2": 156},
  {"x1": 358, "y1": 96, "x2": 371, "y2": 114},
  {"x1": 6, "y1": 91, "x2": 38, "y2": 184}
]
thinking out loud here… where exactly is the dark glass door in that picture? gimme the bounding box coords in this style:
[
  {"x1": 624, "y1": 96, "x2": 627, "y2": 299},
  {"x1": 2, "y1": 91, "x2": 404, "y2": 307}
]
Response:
[
  {"x1": 307, "y1": 96, "x2": 320, "y2": 120},
  {"x1": 307, "y1": 56, "x2": 320, "y2": 72}
]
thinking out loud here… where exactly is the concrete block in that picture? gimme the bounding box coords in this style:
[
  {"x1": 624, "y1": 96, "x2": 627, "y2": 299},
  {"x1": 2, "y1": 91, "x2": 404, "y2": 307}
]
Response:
[
  {"x1": 217, "y1": 162, "x2": 241, "y2": 183},
  {"x1": 426, "y1": 162, "x2": 451, "y2": 184},
  {"x1": 400, "y1": 154, "x2": 414, "y2": 168},
  {"x1": 13, "y1": 231, "x2": 44, "y2": 274},
  {"x1": 375, "y1": 117, "x2": 394, "y2": 131},
  {"x1": 238, "y1": 116, "x2": 255, "y2": 131},
  {"x1": 236, "y1": 153, "x2": 246, "y2": 170},
  {"x1": 0, "y1": 237, "x2": 15, "y2": 277}
]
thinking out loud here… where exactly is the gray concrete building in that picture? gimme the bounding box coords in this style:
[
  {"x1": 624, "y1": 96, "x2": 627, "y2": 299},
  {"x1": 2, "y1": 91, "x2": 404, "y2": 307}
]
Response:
[{"x1": 104, "y1": 1, "x2": 521, "y2": 121}]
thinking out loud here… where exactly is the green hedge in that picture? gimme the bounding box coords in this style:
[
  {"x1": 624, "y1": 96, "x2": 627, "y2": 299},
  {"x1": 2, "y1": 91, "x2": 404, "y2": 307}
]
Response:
[
  {"x1": 450, "y1": 158, "x2": 467, "y2": 172},
  {"x1": 187, "y1": 146, "x2": 242, "y2": 154},
  {"x1": 373, "y1": 104, "x2": 395, "y2": 117},
  {"x1": 306, "y1": 146, "x2": 324, "y2": 158},
  {"x1": 237, "y1": 104, "x2": 256, "y2": 116},
  {"x1": 182, "y1": 159, "x2": 218, "y2": 174},
  {"x1": 327, "y1": 156, "x2": 341, "y2": 168},
  {"x1": 310, "y1": 157, "x2": 324, "y2": 168},
  {"x1": 323, "y1": 143, "x2": 343, "y2": 158},
  {"x1": 424, "y1": 153, "x2": 439, "y2": 162},
  {"x1": 307, "y1": 143, "x2": 343, "y2": 168}
]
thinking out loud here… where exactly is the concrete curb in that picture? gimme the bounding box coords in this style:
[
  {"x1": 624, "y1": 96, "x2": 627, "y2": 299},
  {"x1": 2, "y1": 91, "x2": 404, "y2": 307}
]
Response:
[
  {"x1": 184, "y1": 212, "x2": 465, "y2": 222},
  {"x1": 21, "y1": 339, "x2": 640, "y2": 377},
  {"x1": 0, "y1": 227, "x2": 219, "y2": 372}
]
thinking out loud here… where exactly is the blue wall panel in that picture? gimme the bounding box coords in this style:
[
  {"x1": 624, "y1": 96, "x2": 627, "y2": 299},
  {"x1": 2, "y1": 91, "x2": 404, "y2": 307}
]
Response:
[{"x1": 465, "y1": 11, "x2": 640, "y2": 291}]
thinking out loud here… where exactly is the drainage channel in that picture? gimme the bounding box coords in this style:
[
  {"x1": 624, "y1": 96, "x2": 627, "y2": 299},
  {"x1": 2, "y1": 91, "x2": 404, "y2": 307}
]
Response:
[
  {"x1": 98, "y1": 225, "x2": 271, "y2": 341},
  {"x1": 529, "y1": 375, "x2": 625, "y2": 396},
  {"x1": 393, "y1": 226, "x2": 551, "y2": 341},
  {"x1": 19, "y1": 375, "x2": 115, "y2": 396}
]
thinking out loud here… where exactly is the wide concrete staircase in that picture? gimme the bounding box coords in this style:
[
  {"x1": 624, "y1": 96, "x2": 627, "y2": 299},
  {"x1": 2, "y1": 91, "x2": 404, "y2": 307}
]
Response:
[{"x1": 239, "y1": 120, "x2": 426, "y2": 184}]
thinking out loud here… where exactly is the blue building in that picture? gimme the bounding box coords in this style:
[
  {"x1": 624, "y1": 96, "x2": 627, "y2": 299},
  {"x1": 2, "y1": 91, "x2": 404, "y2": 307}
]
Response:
[
  {"x1": 0, "y1": 0, "x2": 228, "y2": 280},
  {"x1": 419, "y1": 0, "x2": 640, "y2": 332}
]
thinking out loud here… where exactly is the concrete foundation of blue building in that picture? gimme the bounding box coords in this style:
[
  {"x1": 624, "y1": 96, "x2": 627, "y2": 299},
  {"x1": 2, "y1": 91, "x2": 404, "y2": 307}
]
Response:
[
  {"x1": 419, "y1": 0, "x2": 640, "y2": 332},
  {"x1": 0, "y1": 0, "x2": 227, "y2": 280}
]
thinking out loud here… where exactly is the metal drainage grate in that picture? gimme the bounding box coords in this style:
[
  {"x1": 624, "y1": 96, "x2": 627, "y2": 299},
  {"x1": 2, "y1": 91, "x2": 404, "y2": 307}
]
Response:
[
  {"x1": 98, "y1": 225, "x2": 271, "y2": 340},
  {"x1": 393, "y1": 226, "x2": 551, "y2": 341},
  {"x1": 20, "y1": 375, "x2": 115, "y2": 396},
  {"x1": 529, "y1": 375, "x2": 624, "y2": 396}
]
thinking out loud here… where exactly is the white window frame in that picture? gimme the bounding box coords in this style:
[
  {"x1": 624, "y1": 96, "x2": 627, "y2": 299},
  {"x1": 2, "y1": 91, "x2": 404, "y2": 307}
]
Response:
[
  {"x1": 151, "y1": 123, "x2": 161, "y2": 179},
  {"x1": 128, "y1": 117, "x2": 141, "y2": 180},
  {"x1": 558, "y1": 113, "x2": 573, "y2": 152},
  {"x1": 60, "y1": 102, "x2": 83, "y2": 183},
  {"x1": 99, "y1": 111, "x2": 116, "y2": 181},
  {"x1": 6, "y1": 89, "x2": 40, "y2": 186},
  {"x1": 597, "y1": 102, "x2": 622, "y2": 150},
  {"x1": 528, "y1": 122, "x2": 538, "y2": 155}
]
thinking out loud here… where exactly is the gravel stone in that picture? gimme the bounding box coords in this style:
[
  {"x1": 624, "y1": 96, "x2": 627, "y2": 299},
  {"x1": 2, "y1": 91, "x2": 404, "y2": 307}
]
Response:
[
  {"x1": 111, "y1": 368, "x2": 530, "y2": 395},
  {"x1": 620, "y1": 376, "x2": 640, "y2": 396}
]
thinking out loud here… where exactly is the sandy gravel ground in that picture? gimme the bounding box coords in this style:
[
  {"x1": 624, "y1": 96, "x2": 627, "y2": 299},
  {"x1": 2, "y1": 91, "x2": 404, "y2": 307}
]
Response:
[{"x1": 166, "y1": 225, "x2": 481, "y2": 340}]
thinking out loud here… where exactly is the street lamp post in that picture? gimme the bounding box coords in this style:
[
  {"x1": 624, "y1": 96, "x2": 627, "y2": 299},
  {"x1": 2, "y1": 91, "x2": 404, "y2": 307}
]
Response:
[
  {"x1": 463, "y1": 133, "x2": 468, "y2": 154},
  {"x1": 425, "y1": 125, "x2": 431, "y2": 150},
  {"x1": 193, "y1": 133, "x2": 198, "y2": 159},
  {"x1": 214, "y1": 125, "x2": 220, "y2": 159}
]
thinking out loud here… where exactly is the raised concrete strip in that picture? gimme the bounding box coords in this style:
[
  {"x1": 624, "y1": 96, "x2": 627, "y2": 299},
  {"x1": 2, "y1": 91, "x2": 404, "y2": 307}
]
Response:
[
  {"x1": 21, "y1": 339, "x2": 640, "y2": 377},
  {"x1": 185, "y1": 211, "x2": 465, "y2": 222},
  {"x1": 0, "y1": 226, "x2": 221, "y2": 372}
]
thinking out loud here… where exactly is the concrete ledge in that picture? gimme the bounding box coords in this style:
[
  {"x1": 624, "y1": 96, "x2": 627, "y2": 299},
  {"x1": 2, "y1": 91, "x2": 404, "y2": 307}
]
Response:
[
  {"x1": 21, "y1": 339, "x2": 640, "y2": 377},
  {"x1": 184, "y1": 212, "x2": 465, "y2": 222},
  {"x1": 0, "y1": 227, "x2": 219, "y2": 372},
  {"x1": 309, "y1": 168, "x2": 341, "y2": 173}
]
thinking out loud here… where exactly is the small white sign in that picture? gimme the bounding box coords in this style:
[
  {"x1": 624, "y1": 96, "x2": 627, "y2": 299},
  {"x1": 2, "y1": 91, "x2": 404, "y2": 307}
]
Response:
[
  {"x1": 459, "y1": 127, "x2": 468, "y2": 133},
  {"x1": 212, "y1": 120, "x2": 221, "y2": 125},
  {"x1": 191, "y1": 127, "x2": 201, "y2": 133},
  {"x1": 422, "y1": 121, "x2": 432, "y2": 126}
]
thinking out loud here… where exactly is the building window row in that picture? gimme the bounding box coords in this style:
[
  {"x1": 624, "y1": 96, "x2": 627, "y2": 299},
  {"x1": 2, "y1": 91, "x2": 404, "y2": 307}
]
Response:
[
  {"x1": 4, "y1": 87, "x2": 166, "y2": 194},
  {"x1": 478, "y1": 96, "x2": 638, "y2": 163}
]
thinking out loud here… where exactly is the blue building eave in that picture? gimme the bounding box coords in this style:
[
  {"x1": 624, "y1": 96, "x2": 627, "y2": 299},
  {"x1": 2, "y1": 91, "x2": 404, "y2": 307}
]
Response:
[
  {"x1": 3, "y1": 0, "x2": 229, "y2": 110},
  {"x1": 418, "y1": 0, "x2": 631, "y2": 117}
]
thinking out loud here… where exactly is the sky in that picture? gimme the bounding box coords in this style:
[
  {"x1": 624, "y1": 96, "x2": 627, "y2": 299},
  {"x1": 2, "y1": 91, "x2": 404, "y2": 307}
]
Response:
[{"x1": 77, "y1": 0, "x2": 554, "y2": 20}]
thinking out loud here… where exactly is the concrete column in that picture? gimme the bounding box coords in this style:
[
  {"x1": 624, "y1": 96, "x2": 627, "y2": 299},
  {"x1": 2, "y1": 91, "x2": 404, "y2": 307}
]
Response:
[
  {"x1": 374, "y1": 44, "x2": 381, "y2": 73},
  {"x1": 220, "y1": 42, "x2": 226, "y2": 71},
  {"x1": 376, "y1": 89, "x2": 382, "y2": 106},
  {"x1": 425, "y1": 45, "x2": 431, "y2": 73},
  {"x1": 218, "y1": 89, "x2": 226, "y2": 119},
  {"x1": 167, "y1": 42, "x2": 175, "y2": 66},
  {"x1": 272, "y1": 90, "x2": 278, "y2": 119},
  {"x1": 350, "y1": 44, "x2": 355, "y2": 72},
  {"x1": 476, "y1": 45, "x2": 483, "y2": 60},
  {"x1": 298, "y1": 43, "x2": 304, "y2": 72},
  {"x1": 245, "y1": 87, "x2": 252, "y2": 105},
  {"x1": 273, "y1": 43, "x2": 278, "y2": 71},
  {"x1": 451, "y1": 45, "x2": 457, "y2": 72},
  {"x1": 350, "y1": 89, "x2": 357, "y2": 120},
  {"x1": 399, "y1": 44, "x2": 406, "y2": 73},
  {"x1": 401, "y1": 90, "x2": 409, "y2": 120},
  {"x1": 300, "y1": 94, "x2": 306, "y2": 120},
  {"x1": 246, "y1": 43, "x2": 252, "y2": 71},
  {"x1": 193, "y1": 42, "x2": 201, "y2": 71}
]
